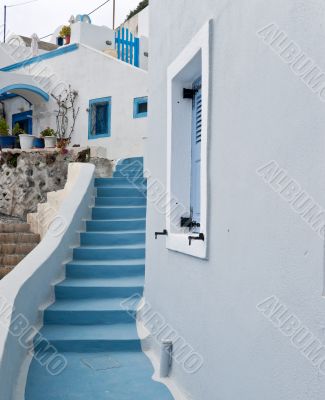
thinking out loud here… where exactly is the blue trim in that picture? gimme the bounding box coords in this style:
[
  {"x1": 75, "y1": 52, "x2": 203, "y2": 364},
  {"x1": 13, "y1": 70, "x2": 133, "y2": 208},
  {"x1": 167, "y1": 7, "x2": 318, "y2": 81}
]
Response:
[
  {"x1": 76, "y1": 14, "x2": 92, "y2": 24},
  {"x1": 0, "y1": 93, "x2": 18, "y2": 101},
  {"x1": 0, "y1": 44, "x2": 79, "y2": 72},
  {"x1": 88, "y1": 97, "x2": 112, "y2": 140},
  {"x1": 133, "y1": 97, "x2": 148, "y2": 118},
  {"x1": 0, "y1": 84, "x2": 49, "y2": 102},
  {"x1": 12, "y1": 110, "x2": 33, "y2": 135}
]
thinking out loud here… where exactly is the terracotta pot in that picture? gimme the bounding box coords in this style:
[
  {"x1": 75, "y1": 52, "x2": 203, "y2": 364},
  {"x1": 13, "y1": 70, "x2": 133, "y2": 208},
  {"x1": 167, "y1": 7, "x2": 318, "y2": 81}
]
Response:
[{"x1": 65, "y1": 35, "x2": 71, "y2": 45}]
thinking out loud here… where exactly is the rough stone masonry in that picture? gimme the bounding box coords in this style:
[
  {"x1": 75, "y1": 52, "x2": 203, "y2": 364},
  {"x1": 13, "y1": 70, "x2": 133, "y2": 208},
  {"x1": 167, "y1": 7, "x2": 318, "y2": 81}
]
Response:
[{"x1": 0, "y1": 148, "x2": 113, "y2": 218}]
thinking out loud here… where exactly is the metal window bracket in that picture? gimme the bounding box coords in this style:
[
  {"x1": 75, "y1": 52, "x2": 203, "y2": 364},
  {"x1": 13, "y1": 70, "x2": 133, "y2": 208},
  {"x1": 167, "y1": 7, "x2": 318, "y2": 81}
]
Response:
[
  {"x1": 155, "y1": 229, "x2": 168, "y2": 239},
  {"x1": 188, "y1": 233, "x2": 205, "y2": 246}
]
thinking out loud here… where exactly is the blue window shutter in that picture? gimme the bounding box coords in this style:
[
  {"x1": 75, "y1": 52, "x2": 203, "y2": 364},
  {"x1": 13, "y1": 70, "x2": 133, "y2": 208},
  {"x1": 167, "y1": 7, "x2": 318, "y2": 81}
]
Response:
[
  {"x1": 88, "y1": 97, "x2": 111, "y2": 139},
  {"x1": 190, "y1": 78, "x2": 202, "y2": 231}
]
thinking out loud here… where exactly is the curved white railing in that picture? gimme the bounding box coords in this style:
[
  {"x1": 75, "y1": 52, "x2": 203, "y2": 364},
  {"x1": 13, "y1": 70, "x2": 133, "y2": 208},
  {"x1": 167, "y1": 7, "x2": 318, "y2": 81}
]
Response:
[{"x1": 0, "y1": 162, "x2": 95, "y2": 400}]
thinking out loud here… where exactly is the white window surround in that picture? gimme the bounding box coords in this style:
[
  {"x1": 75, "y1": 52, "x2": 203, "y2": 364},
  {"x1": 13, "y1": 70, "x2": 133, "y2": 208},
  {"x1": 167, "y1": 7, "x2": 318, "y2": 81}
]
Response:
[{"x1": 166, "y1": 20, "x2": 211, "y2": 259}]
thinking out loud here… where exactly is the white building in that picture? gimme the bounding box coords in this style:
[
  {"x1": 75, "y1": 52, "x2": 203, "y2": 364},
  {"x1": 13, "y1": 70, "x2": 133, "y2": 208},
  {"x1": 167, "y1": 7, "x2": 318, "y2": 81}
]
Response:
[
  {"x1": 2, "y1": 1, "x2": 325, "y2": 399},
  {"x1": 0, "y1": 15, "x2": 148, "y2": 159},
  {"x1": 143, "y1": 0, "x2": 325, "y2": 399}
]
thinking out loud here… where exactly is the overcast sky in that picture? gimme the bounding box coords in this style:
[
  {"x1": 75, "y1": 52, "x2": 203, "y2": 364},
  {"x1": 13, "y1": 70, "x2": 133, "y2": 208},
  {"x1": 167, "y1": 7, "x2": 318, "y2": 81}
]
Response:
[{"x1": 2, "y1": 0, "x2": 142, "y2": 39}]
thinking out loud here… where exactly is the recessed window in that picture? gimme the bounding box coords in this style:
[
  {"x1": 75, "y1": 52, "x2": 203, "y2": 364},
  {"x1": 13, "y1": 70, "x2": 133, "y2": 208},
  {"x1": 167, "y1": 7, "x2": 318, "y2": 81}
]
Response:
[
  {"x1": 133, "y1": 97, "x2": 148, "y2": 118},
  {"x1": 166, "y1": 21, "x2": 211, "y2": 259},
  {"x1": 88, "y1": 97, "x2": 111, "y2": 139}
]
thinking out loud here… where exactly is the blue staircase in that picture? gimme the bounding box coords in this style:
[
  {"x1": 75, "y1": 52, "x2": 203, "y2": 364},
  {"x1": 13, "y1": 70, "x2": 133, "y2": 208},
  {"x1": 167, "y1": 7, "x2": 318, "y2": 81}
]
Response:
[{"x1": 25, "y1": 158, "x2": 174, "y2": 400}]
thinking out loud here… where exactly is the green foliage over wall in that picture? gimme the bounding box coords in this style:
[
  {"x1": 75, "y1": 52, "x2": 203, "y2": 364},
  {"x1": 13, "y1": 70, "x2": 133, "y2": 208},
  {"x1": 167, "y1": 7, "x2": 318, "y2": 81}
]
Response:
[{"x1": 125, "y1": 0, "x2": 148, "y2": 22}]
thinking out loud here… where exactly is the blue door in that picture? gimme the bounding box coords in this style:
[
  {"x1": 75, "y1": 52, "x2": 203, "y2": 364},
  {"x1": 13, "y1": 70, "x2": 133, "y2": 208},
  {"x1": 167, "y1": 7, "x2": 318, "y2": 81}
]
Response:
[
  {"x1": 190, "y1": 77, "x2": 202, "y2": 232},
  {"x1": 12, "y1": 111, "x2": 33, "y2": 134}
]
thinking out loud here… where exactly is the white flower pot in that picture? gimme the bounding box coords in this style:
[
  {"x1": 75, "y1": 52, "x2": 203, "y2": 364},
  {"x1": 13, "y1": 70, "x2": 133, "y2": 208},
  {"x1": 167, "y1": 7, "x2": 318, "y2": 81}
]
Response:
[
  {"x1": 19, "y1": 134, "x2": 35, "y2": 150},
  {"x1": 44, "y1": 136, "x2": 57, "y2": 148}
]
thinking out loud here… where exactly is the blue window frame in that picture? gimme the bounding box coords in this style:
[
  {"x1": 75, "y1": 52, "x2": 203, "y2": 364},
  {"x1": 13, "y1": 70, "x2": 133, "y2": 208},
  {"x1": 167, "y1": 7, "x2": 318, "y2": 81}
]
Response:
[
  {"x1": 133, "y1": 97, "x2": 148, "y2": 118},
  {"x1": 88, "y1": 97, "x2": 111, "y2": 139},
  {"x1": 12, "y1": 111, "x2": 33, "y2": 134}
]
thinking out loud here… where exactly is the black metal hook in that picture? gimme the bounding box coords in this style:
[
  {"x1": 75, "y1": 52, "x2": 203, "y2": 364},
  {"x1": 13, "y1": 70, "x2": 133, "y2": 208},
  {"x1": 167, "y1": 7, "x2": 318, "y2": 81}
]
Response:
[
  {"x1": 155, "y1": 229, "x2": 168, "y2": 239},
  {"x1": 188, "y1": 233, "x2": 205, "y2": 246}
]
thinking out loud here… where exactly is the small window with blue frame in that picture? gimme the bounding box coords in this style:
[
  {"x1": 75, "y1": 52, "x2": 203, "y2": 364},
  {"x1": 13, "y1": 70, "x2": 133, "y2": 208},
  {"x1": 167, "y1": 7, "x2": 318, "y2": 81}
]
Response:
[
  {"x1": 133, "y1": 97, "x2": 148, "y2": 118},
  {"x1": 88, "y1": 97, "x2": 111, "y2": 139}
]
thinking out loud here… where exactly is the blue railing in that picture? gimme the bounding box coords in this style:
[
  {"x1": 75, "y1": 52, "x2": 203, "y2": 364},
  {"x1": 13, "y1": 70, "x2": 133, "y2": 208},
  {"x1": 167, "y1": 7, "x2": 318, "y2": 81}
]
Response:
[{"x1": 115, "y1": 28, "x2": 140, "y2": 68}]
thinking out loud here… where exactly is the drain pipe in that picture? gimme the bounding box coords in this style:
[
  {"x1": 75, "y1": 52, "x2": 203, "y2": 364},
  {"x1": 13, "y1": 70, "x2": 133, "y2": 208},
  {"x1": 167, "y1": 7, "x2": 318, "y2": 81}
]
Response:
[{"x1": 160, "y1": 340, "x2": 173, "y2": 378}]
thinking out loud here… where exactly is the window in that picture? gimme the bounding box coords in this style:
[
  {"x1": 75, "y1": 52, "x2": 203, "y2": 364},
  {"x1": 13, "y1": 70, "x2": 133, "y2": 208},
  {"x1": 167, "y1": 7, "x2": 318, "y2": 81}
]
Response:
[
  {"x1": 166, "y1": 21, "x2": 211, "y2": 259},
  {"x1": 88, "y1": 97, "x2": 111, "y2": 139},
  {"x1": 12, "y1": 111, "x2": 33, "y2": 134},
  {"x1": 133, "y1": 97, "x2": 148, "y2": 118}
]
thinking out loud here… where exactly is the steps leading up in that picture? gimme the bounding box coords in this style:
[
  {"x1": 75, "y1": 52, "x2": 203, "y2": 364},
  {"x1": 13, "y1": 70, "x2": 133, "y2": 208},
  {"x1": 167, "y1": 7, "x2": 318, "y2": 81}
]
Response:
[
  {"x1": 80, "y1": 231, "x2": 146, "y2": 246},
  {"x1": 25, "y1": 157, "x2": 174, "y2": 399},
  {"x1": 0, "y1": 222, "x2": 40, "y2": 279},
  {"x1": 86, "y1": 218, "x2": 146, "y2": 232},
  {"x1": 35, "y1": 324, "x2": 141, "y2": 352}
]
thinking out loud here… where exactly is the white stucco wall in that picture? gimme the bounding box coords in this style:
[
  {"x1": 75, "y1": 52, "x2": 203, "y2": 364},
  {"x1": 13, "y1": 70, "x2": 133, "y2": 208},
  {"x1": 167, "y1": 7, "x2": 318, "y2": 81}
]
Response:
[
  {"x1": 145, "y1": 0, "x2": 325, "y2": 399},
  {"x1": 71, "y1": 22, "x2": 115, "y2": 52},
  {"x1": 119, "y1": 7, "x2": 149, "y2": 39},
  {"x1": 0, "y1": 42, "x2": 48, "y2": 69},
  {"x1": 1, "y1": 45, "x2": 148, "y2": 160},
  {"x1": 138, "y1": 7, "x2": 149, "y2": 38}
]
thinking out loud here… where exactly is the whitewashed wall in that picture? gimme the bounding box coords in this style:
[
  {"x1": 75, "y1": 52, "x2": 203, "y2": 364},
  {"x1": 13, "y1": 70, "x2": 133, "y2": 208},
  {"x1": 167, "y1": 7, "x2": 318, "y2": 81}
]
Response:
[
  {"x1": 71, "y1": 22, "x2": 115, "y2": 52},
  {"x1": 145, "y1": 0, "x2": 325, "y2": 399},
  {"x1": 3, "y1": 45, "x2": 148, "y2": 160}
]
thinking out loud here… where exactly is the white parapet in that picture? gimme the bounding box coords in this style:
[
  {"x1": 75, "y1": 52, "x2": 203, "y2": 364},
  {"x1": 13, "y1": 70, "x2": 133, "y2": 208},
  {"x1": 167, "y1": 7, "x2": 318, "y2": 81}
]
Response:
[{"x1": 0, "y1": 162, "x2": 95, "y2": 400}]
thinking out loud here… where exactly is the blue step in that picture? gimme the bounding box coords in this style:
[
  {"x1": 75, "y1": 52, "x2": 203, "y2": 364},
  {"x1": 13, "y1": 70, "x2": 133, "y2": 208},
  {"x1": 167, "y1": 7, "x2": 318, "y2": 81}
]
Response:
[
  {"x1": 95, "y1": 196, "x2": 146, "y2": 206},
  {"x1": 92, "y1": 206, "x2": 146, "y2": 220},
  {"x1": 73, "y1": 245, "x2": 145, "y2": 260},
  {"x1": 26, "y1": 351, "x2": 175, "y2": 400},
  {"x1": 44, "y1": 297, "x2": 138, "y2": 325},
  {"x1": 35, "y1": 324, "x2": 141, "y2": 352},
  {"x1": 81, "y1": 231, "x2": 145, "y2": 246},
  {"x1": 66, "y1": 260, "x2": 145, "y2": 279},
  {"x1": 55, "y1": 277, "x2": 144, "y2": 299},
  {"x1": 86, "y1": 218, "x2": 146, "y2": 232},
  {"x1": 95, "y1": 178, "x2": 147, "y2": 187},
  {"x1": 97, "y1": 187, "x2": 146, "y2": 198},
  {"x1": 113, "y1": 170, "x2": 144, "y2": 178},
  {"x1": 118, "y1": 157, "x2": 143, "y2": 166}
]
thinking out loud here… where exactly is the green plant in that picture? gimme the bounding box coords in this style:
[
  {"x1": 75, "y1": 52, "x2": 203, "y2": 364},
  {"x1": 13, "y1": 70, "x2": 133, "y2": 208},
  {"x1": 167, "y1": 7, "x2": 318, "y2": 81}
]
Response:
[
  {"x1": 125, "y1": 0, "x2": 148, "y2": 21},
  {"x1": 40, "y1": 127, "x2": 56, "y2": 137},
  {"x1": 0, "y1": 117, "x2": 9, "y2": 136},
  {"x1": 12, "y1": 123, "x2": 26, "y2": 136},
  {"x1": 59, "y1": 25, "x2": 71, "y2": 38}
]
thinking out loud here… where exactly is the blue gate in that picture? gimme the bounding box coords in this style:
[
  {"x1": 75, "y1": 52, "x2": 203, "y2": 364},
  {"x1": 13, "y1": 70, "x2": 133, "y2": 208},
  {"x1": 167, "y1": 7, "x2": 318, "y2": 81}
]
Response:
[{"x1": 115, "y1": 28, "x2": 140, "y2": 68}]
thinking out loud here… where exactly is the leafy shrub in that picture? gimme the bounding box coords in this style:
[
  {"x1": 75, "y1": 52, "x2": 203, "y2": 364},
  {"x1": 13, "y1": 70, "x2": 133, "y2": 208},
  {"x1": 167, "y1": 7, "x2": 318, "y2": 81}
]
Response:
[
  {"x1": 0, "y1": 118, "x2": 9, "y2": 136},
  {"x1": 40, "y1": 127, "x2": 56, "y2": 137},
  {"x1": 12, "y1": 123, "x2": 26, "y2": 136},
  {"x1": 59, "y1": 25, "x2": 71, "y2": 38}
]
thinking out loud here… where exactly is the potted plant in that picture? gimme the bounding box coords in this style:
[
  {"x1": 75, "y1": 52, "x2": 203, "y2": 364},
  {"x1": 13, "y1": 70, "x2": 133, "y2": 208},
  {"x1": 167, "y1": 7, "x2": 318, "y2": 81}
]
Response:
[
  {"x1": 60, "y1": 26, "x2": 71, "y2": 45},
  {"x1": 19, "y1": 128, "x2": 35, "y2": 150},
  {"x1": 40, "y1": 127, "x2": 56, "y2": 148},
  {"x1": 56, "y1": 36, "x2": 64, "y2": 46},
  {"x1": 0, "y1": 118, "x2": 15, "y2": 149}
]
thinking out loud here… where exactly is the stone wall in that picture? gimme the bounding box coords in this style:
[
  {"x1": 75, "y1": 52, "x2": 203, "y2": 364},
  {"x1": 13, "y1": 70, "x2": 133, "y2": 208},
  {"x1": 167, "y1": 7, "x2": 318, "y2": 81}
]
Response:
[{"x1": 0, "y1": 148, "x2": 113, "y2": 218}]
